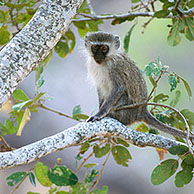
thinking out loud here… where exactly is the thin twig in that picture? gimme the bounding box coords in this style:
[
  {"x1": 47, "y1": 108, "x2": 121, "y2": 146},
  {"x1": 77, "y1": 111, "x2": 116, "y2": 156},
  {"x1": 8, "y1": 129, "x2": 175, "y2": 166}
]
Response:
[
  {"x1": 73, "y1": 12, "x2": 172, "y2": 22},
  {"x1": 91, "y1": 150, "x2": 111, "y2": 191},
  {"x1": 142, "y1": 17, "x2": 154, "y2": 33},
  {"x1": 74, "y1": 151, "x2": 94, "y2": 173},
  {"x1": 38, "y1": 103, "x2": 76, "y2": 121},
  {"x1": 146, "y1": 71, "x2": 164, "y2": 102},
  {"x1": 150, "y1": 0, "x2": 155, "y2": 12},
  {"x1": 73, "y1": 10, "x2": 194, "y2": 22},
  {"x1": 10, "y1": 173, "x2": 28, "y2": 194},
  {"x1": 184, "y1": 7, "x2": 194, "y2": 16},
  {"x1": 0, "y1": 135, "x2": 13, "y2": 151},
  {"x1": 9, "y1": 8, "x2": 20, "y2": 32},
  {"x1": 140, "y1": 0, "x2": 150, "y2": 12},
  {"x1": 174, "y1": 0, "x2": 182, "y2": 11}
]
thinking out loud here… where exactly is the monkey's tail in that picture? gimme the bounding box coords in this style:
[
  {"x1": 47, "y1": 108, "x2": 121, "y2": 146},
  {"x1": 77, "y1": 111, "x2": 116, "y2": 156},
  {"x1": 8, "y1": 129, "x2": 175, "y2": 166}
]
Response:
[{"x1": 144, "y1": 111, "x2": 190, "y2": 139}]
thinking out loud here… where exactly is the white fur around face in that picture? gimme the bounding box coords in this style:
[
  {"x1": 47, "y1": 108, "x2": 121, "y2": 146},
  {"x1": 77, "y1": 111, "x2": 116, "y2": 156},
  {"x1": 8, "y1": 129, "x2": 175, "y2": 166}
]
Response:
[{"x1": 86, "y1": 57, "x2": 112, "y2": 98}]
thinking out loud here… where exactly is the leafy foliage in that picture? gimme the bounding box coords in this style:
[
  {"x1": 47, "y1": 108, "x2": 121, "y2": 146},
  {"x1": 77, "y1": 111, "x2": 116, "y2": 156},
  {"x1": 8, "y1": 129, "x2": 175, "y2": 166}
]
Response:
[
  {"x1": 151, "y1": 159, "x2": 179, "y2": 185},
  {"x1": 2, "y1": 0, "x2": 194, "y2": 193},
  {"x1": 6, "y1": 171, "x2": 27, "y2": 186},
  {"x1": 111, "y1": 145, "x2": 132, "y2": 167},
  {"x1": 47, "y1": 166, "x2": 78, "y2": 186},
  {"x1": 151, "y1": 145, "x2": 194, "y2": 187}
]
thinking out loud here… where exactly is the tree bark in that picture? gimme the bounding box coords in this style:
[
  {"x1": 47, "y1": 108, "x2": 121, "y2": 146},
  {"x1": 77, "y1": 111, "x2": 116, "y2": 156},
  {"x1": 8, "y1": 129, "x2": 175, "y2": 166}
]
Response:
[
  {"x1": 0, "y1": 118, "x2": 184, "y2": 170},
  {"x1": 0, "y1": 0, "x2": 84, "y2": 107}
]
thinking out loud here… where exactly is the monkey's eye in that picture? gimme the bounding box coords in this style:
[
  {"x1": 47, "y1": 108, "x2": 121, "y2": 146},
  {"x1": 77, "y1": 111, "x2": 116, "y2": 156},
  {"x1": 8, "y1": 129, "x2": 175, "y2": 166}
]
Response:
[
  {"x1": 101, "y1": 45, "x2": 109, "y2": 54},
  {"x1": 91, "y1": 45, "x2": 98, "y2": 53}
]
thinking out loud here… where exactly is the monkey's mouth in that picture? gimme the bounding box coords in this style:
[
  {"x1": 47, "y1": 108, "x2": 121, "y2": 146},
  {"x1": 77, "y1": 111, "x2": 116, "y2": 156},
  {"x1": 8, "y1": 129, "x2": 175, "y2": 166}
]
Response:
[
  {"x1": 94, "y1": 55, "x2": 106, "y2": 64},
  {"x1": 95, "y1": 59, "x2": 104, "y2": 64}
]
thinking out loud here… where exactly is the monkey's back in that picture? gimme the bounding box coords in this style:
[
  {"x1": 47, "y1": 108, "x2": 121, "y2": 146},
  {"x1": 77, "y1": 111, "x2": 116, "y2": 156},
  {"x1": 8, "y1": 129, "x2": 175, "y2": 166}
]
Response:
[
  {"x1": 106, "y1": 52, "x2": 148, "y2": 125},
  {"x1": 116, "y1": 53, "x2": 148, "y2": 103}
]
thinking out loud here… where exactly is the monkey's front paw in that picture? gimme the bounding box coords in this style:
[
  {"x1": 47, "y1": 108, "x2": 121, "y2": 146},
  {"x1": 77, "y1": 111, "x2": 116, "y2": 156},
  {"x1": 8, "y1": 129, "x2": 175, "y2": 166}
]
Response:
[{"x1": 87, "y1": 115, "x2": 101, "y2": 122}]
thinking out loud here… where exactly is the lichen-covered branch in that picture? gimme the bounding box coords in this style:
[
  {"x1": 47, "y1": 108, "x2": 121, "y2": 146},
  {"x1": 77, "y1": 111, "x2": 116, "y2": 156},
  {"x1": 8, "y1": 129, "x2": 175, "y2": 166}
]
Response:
[
  {"x1": 0, "y1": 0, "x2": 84, "y2": 108},
  {"x1": 0, "y1": 117, "x2": 186, "y2": 170}
]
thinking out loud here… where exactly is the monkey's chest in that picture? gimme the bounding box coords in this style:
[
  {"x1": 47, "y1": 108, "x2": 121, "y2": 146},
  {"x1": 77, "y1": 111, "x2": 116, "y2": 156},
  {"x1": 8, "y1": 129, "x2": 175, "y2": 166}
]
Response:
[{"x1": 88, "y1": 63, "x2": 112, "y2": 98}]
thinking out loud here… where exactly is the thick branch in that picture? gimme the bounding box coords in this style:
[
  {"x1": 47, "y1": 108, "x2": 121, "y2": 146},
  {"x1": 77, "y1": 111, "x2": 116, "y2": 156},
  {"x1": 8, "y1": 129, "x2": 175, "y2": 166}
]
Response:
[
  {"x1": 0, "y1": 0, "x2": 84, "y2": 108},
  {"x1": 0, "y1": 117, "x2": 186, "y2": 170}
]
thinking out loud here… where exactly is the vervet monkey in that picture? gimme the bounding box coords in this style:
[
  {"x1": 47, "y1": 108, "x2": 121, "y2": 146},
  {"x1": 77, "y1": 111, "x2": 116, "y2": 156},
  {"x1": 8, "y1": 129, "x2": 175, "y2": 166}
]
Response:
[{"x1": 84, "y1": 31, "x2": 193, "y2": 139}]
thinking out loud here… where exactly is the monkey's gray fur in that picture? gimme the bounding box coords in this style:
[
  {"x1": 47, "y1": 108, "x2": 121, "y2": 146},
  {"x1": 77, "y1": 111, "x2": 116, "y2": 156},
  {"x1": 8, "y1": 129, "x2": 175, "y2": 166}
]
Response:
[{"x1": 84, "y1": 31, "x2": 193, "y2": 139}]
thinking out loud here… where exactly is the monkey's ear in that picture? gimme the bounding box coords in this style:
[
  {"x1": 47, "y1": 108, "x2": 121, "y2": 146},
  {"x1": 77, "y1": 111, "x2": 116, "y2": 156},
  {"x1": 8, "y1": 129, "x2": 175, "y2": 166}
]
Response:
[{"x1": 114, "y1": 35, "x2": 120, "y2": 49}]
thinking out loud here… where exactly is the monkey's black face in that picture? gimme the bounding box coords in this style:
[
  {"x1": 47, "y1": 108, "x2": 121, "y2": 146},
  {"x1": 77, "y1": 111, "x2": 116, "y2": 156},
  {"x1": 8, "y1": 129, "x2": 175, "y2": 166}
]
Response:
[{"x1": 91, "y1": 44, "x2": 109, "y2": 64}]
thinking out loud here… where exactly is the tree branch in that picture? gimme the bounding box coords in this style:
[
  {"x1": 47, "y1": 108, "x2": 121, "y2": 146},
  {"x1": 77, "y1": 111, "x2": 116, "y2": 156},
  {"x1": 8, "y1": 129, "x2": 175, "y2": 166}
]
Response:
[
  {"x1": 73, "y1": 10, "x2": 194, "y2": 22},
  {"x1": 0, "y1": 0, "x2": 84, "y2": 108},
  {"x1": 0, "y1": 117, "x2": 186, "y2": 170}
]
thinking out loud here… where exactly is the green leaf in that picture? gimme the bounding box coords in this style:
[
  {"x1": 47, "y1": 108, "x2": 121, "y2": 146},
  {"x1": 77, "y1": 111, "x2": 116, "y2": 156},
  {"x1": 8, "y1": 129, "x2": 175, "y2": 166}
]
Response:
[
  {"x1": 56, "y1": 191, "x2": 69, "y2": 194},
  {"x1": 175, "y1": 167, "x2": 193, "y2": 187},
  {"x1": 84, "y1": 169, "x2": 98, "y2": 183},
  {"x1": 180, "y1": 109, "x2": 194, "y2": 127},
  {"x1": 35, "y1": 65, "x2": 43, "y2": 83},
  {"x1": 0, "y1": 26, "x2": 10, "y2": 45},
  {"x1": 178, "y1": 76, "x2": 192, "y2": 98},
  {"x1": 111, "y1": 16, "x2": 135, "y2": 25},
  {"x1": 0, "y1": 121, "x2": 8, "y2": 136},
  {"x1": 149, "y1": 76, "x2": 156, "y2": 86},
  {"x1": 181, "y1": 154, "x2": 194, "y2": 167},
  {"x1": 88, "y1": 20, "x2": 103, "y2": 32},
  {"x1": 78, "y1": 27, "x2": 88, "y2": 38},
  {"x1": 170, "y1": 90, "x2": 181, "y2": 107},
  {"x1": 71, "y1": 183, "x2": 88, "y2": 194},
  {"x1": 168, "y1": 73, "x2": 177, "y2": 92},
  {"x1": 12, "y1": 89, "x2": 29, "y2": 101},
  {"x1": 93, "y1": 143, "x2": 110, "y2": 158},
  {"x1": 124, "y1": 24, "x2": 136, "y2": 53},
  {"x1": 188, "y1": 0, "x2": 194, "y2": 8},
  {"x1": 162, "y1": 1, "x2": 175, "y2": 9},
  {"x1": 48, "y1": 166, "x2": 78, "y2": 186},
  {"x1": 34, "y1": 162, "x2": 52, "y2": 187},
  {"x1": 48, "y1": 187, "x2": 57, "y2": 194},
  {"x1": 153, "y1": 93, "x2": 169, "y2": 103},
  {"x1": 34, "y1": 92, "x2": 46, "y2": 102},
  {"x1": 37, "y1": 77, "x2": 45, "y2": 89},
  {"x1": 116, "y1": 137, "x2": 129, "y2": 147},
  {"x1": 65, "y1": 30, "x2": 76, "y2": 51},
  {"x1": 151, "y1": 159, "x2": 178, "y2": 185},
  {"x1": 72, "y1": 113, "x2": 89, "y2": 121},
  {"x1": 167, "y1": 19, "x2": 184, "y2": 46},
  {"x1": 78, "y1": 0, "x2": 87, "y2": 13},
  {"x1": 131, "y1": 0, "x2": 140, "y2": 3},
  {"x1": 168, "y1": 145, "x2": 189, "y2": 155},
  {"x1": 12, "y1": 100, "x2": 33, "y2": 112},
  {"x1": 4, "y1": 119, "x2": 17, "y2": 134},
  {"x1": 72, "y1": 105, "x2": 82, "y2": 115},
  {"x1": 6, "y1": 171, "x2": 27, "y2": 186},
  {"x1": 27, "y1": 192, "x2": 41, "y2": 194},
  {"x1": 111, "y1": 145, "x2": 132, "y2": 167},
  {"x1": 29, "y1": 172, "x2": 36, "y2": 187},
  {"x1": 0, "y1": 10, "x2": 8, "y2": 23},
  {"x1": 154, "y1": 10, "x2": 170, "y2": 18},
  {"x1": 80, "y1": 142, "x2": 90, "y2": 154},
  {"x1": 144, "y1": 62, "x2": 161, "y2": 79},
  {"x1": 183, "y1": 18, "x2": 194, "y2": 41},
  {"x1": 89, "y1": 186, "x2": 108, "y2": 194},
  {"x1": 84, "y1": 163, "x2": 97, "y2": 168},
  {"x1": 55, "y1": 41, "x2": 69, "y2": 58},
  {"x1": 136, "y1": 123, "x2": 149, "y2": 132}
]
